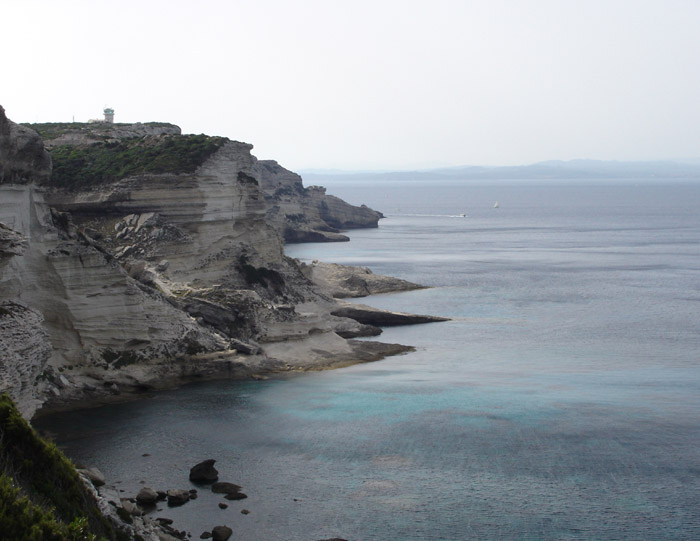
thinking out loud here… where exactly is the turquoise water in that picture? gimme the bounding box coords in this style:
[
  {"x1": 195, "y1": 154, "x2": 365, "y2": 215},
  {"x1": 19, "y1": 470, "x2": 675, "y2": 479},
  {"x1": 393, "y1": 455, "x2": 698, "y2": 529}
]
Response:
[{"x1": 36, "y1": 181, "x2": 700, "y2": 540}]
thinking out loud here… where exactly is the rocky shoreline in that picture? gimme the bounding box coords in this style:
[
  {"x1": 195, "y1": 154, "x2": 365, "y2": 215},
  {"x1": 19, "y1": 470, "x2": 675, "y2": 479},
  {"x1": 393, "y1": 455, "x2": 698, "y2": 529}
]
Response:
[
  {"x1": 28, "y1": 262, "x2": 439, "y2": 417},
  {"x1": 77, "y1": 457, "x2": 351, "y2": 541}
]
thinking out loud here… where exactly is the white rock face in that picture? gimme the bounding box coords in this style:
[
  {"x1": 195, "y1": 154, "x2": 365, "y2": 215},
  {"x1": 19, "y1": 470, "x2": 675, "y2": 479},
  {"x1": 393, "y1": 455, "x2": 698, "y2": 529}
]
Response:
[
  {"x1": 48, "y1": 141, "x2": 287, "y2": 287},
  {"x1": 0, "y1": 182, "x2": 228, "y2": 416},
  {"x1": 1, "y1": 134, "x2": 334, "y2": 415}
]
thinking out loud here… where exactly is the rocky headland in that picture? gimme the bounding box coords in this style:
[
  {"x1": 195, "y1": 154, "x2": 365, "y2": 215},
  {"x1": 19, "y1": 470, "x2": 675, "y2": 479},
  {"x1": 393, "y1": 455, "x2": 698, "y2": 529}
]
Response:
[{"x1": 0, "y1": 106, "x2": 446, "y2": 421}]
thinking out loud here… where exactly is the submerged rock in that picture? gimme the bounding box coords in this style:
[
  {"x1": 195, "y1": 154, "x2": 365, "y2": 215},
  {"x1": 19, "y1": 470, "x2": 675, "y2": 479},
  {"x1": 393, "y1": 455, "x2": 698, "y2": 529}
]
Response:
[
  {"x1": 211, "y1": 481, "x2": 242, "y2": 494},
  {"x1": 223, "y1": 491, "x2": 248, "y2": 501},
  {"x1": 212, "y1": 480, "x2": 248, "y2": 501}
]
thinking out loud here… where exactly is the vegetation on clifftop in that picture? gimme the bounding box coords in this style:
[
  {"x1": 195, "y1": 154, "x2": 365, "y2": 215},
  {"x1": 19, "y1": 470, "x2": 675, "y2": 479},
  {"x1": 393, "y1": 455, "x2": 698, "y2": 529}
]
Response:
[
  {"x1": 22, "y1": 122, "x2": 176, "y2": 143},
  {"x1": 0, "y1": 394, "x2": 115, "y2": 539},
  {"x1": 49, "y1": 134, "x2": 227, "y2": 189}
]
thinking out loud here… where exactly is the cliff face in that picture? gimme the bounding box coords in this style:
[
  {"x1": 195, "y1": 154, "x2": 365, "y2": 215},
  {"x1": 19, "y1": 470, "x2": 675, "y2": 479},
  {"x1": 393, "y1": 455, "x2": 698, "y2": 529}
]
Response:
[
  {"x1": 0, "y1": 108, "x2": 402, "y2": 418},
  {"x1": 0, "y1": 107, "x2": 55, "y2": 416},
  {"x1": 256, "y1": 160, "x2": 383, "y2": 242}
]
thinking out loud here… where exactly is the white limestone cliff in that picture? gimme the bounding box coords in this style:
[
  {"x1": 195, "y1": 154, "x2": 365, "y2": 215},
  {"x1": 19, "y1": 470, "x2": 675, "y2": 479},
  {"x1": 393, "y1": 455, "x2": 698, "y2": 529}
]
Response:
[{"x1": 1, "y1": 108, "x2": 425, "y2": 419}]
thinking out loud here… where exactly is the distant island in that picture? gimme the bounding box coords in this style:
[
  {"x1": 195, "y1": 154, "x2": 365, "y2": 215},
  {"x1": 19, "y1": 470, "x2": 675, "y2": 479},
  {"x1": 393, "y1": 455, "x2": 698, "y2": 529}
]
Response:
[{"x1": 300, "y1": 159, "x2": 700, "y2": 182}]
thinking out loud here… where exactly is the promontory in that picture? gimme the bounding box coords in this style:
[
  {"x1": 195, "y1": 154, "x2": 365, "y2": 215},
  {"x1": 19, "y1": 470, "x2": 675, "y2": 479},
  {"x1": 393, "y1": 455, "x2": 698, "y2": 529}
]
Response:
[{"x1": 0, "y1": 106, "x2": 446, "y2": 420}]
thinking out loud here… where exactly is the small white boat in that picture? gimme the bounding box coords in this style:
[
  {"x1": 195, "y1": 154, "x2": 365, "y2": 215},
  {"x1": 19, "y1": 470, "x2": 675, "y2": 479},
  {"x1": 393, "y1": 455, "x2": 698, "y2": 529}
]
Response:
[
  {"x1": 493, "y1": 201, "x2": 499, "y2": 208},
  {"x1": 458, "y1": 213, "x2": 467, "y2": 217}
]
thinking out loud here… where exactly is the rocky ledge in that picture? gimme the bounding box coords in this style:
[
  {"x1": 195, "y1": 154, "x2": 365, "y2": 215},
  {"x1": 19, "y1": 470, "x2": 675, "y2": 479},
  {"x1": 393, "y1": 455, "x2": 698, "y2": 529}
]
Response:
[
  {"x1": 331, "y1": 303, "x2": 450, "y2": 327},
  {"x1": 301, "y1": 260, "x2": 425, "y2": 298}
]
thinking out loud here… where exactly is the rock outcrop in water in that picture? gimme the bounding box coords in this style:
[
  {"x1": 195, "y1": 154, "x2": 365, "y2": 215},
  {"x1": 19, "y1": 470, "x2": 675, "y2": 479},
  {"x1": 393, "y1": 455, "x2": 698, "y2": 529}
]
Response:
[{"x1": 0, "y1": 106, "x2": 441, "y2": 419}]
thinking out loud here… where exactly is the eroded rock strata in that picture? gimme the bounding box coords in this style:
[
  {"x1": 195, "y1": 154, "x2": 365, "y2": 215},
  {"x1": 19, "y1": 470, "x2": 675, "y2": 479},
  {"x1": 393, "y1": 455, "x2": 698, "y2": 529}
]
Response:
[{"x1": 0, "y1": 106, "x2": 442, "y2": 419}]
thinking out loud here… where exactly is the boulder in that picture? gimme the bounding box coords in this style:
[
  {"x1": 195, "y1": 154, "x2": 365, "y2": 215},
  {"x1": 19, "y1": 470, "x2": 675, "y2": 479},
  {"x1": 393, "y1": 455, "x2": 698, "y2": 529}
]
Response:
[
  {"x1": 136, "y1": 486, "x2": 158, "y2": 505},
  {"x1": 212, "y1": 525, "x2": 233, "y2": 541},
  {"x1": 189, "y1": 459, "x2": 219, "y2": 483},
  {"x1": 166, "y1": 489, "x2": 191, "y2": 506},
  {"x1": 77, "y1": 466, "x2": 105, "y2": 487},
  {"x1": 119, "y1": 498, "x2": 142, "y2": 516}
]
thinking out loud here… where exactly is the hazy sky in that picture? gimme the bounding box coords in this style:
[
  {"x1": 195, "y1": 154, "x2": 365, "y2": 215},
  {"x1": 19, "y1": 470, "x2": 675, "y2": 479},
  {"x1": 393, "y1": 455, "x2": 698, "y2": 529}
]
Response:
[{"x1": 3, "y1": 0, "x2": 700, "y2": 170}]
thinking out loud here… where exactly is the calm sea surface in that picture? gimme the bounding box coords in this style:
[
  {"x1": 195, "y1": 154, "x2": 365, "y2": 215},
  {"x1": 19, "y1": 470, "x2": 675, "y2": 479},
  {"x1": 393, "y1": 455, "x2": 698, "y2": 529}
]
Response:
[{"x1": 35, "y1": 180, "x2": 700, "y2": 540}]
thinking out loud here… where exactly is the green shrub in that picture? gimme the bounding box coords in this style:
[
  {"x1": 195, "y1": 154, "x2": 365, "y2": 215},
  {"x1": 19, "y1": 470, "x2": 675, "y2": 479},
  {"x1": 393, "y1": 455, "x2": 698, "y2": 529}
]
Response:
[
  {"x1": 0, "y1": 394, "x2": 113, "y2": 539},
  {"x1": 48, "y1": 134, "x2": 227, "y2": 189},
  {"x1": 0, "y1": 474, "x2": 70, "y2": 540}
]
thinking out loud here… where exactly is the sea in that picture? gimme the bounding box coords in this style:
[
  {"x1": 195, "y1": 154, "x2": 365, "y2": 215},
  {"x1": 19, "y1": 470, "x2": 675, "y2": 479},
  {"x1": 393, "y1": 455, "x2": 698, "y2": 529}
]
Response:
[{"x1": 34, "y1": 179, "x2": 700, "y2": 540}]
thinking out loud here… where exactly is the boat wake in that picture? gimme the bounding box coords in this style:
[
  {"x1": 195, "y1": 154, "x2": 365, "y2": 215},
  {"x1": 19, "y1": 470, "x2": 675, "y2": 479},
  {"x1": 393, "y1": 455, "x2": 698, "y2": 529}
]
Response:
[{"x1": 389, "y1": 213, "x2": 468, "y2": 218}]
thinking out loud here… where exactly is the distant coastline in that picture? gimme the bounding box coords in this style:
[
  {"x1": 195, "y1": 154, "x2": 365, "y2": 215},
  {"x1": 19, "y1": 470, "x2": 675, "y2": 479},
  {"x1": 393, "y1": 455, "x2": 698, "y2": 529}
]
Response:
[{"x1": 300, "y1": 159, "x2": 700, "y2": 183}]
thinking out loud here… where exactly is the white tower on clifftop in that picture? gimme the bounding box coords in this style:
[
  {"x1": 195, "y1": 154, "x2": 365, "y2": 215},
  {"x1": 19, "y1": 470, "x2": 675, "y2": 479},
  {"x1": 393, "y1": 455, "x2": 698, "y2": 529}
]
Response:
[{"x1": 103, "y1": 107, "x2": 114, "y2": 123}]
